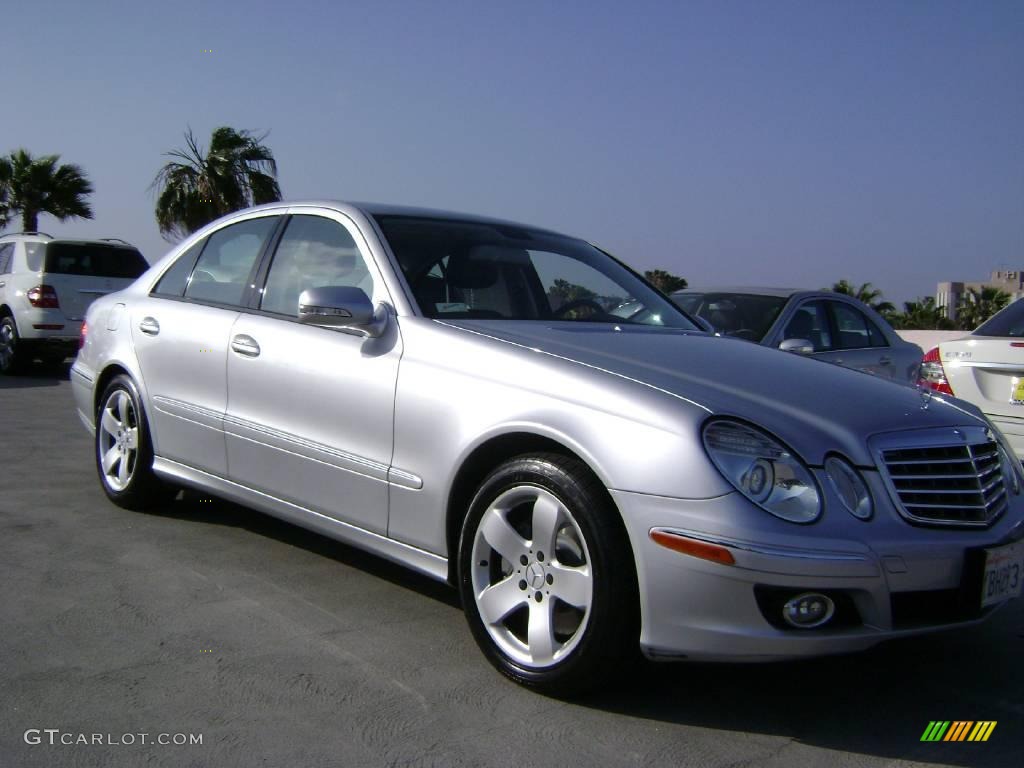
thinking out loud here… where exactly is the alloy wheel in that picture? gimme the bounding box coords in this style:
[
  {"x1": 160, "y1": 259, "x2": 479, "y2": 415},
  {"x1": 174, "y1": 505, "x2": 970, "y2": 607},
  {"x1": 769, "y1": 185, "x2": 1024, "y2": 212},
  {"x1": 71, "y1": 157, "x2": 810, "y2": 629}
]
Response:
[
  {"x1": 470, "y1": 485, "x2": 593, "y2": 668},
  {"x1": 98, "y1": 389, "x2": 140, "y2": 491}
]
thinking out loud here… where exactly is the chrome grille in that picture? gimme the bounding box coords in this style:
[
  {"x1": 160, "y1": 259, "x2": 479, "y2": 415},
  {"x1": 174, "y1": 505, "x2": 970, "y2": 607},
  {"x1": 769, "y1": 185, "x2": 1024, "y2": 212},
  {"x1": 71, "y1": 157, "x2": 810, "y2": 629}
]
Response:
[{"x1": 880, "y1": 440, "x2": 1007, "y2": 527}]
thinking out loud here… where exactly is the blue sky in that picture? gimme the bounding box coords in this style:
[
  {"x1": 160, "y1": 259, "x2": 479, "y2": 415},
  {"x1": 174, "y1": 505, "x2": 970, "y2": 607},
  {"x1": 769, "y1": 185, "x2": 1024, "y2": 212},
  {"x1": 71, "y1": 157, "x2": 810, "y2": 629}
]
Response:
[{"x1": 5, "y1": 0, "x2": 1022, "y2": 304}]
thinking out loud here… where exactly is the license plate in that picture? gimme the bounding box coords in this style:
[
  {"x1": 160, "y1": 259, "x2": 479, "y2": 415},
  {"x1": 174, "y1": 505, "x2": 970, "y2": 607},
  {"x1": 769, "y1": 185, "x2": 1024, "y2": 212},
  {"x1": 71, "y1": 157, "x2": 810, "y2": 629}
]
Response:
[
  {"x1": 1012, "y1": 379, "x2": 1024, "y2": 404},
  {"x1": 981, "y1": 542, "x2": 1024, "y2": 608}
]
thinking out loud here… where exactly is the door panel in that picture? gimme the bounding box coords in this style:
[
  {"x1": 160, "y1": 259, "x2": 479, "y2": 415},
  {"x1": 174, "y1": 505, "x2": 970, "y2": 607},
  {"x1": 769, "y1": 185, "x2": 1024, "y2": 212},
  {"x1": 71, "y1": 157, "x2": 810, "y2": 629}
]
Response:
[
  {"x1": 224, "y1": 315, "x2": 400, "y2": 534},
  {"x1": 224, "y1": 212, "x2": 400, "y2": 534},
  {"x1": 131, "y1": 298, "x2": 238, "y2": 475}
]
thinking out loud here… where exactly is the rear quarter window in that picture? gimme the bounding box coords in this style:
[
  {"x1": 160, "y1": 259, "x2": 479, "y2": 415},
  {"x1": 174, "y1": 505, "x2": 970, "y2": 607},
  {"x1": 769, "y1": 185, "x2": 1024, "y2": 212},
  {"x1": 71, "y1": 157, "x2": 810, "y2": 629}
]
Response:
[{"x1": 43, "y1": 243, "x2": 148, "y2": 279}]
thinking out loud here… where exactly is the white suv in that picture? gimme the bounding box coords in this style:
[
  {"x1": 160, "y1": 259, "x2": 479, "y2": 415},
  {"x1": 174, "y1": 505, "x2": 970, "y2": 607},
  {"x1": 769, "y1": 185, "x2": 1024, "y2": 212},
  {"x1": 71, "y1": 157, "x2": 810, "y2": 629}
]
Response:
[{"x1": 0, "y1": 232, "x2": 148, "y2": 373}]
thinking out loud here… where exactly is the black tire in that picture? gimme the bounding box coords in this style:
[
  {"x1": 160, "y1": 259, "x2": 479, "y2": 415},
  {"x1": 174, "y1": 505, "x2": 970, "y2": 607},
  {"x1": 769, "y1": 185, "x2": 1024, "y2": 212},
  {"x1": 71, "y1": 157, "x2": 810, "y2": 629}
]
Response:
[
  {"x1": 458, "y1": 452, "x2": 639, "y2": 696},
  {"x1": 0, "y1": 315, "x2": 25, "y2": 375},
  {"x1": 95, "y1": 374, "x2": 175, "y2": 510}
]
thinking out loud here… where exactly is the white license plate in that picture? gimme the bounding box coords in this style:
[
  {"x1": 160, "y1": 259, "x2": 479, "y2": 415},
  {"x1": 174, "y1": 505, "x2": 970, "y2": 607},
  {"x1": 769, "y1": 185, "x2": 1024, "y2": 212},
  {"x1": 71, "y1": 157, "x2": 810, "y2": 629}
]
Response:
[{"x1": 981, "y1": 542, "x2": 1024, "y2": 608}]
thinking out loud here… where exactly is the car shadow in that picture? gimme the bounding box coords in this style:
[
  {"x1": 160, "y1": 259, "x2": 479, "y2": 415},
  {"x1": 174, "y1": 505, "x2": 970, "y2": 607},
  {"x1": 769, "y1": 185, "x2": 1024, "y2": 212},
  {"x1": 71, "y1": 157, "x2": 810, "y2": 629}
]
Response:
[
  {"x1": 136, "y1": 491, "x2": 1021, "y2": 767},
  {"x1": 0, "y1": 361, "x2": 71, "y2": 388},
  {"x1": 140, "y1": 490, "x2": 461, "y2": 609}
]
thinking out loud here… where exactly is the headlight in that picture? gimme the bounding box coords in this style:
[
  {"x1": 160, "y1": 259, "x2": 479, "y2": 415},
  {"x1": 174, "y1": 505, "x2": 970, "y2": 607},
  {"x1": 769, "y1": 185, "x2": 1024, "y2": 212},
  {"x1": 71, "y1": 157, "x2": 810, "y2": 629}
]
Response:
[
  {"x1": 824, "y1": 455, "x2": 873, "y2": 520},
  {"x1": 702, "y1": 419, "x2": 822, "y2": 523}
]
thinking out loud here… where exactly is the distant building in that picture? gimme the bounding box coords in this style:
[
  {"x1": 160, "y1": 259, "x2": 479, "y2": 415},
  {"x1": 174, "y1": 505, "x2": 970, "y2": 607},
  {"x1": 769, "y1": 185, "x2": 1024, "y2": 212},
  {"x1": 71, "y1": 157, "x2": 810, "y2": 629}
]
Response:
[{"x1": 937, "y1": 270, "x2": 1024, "y2": 321}]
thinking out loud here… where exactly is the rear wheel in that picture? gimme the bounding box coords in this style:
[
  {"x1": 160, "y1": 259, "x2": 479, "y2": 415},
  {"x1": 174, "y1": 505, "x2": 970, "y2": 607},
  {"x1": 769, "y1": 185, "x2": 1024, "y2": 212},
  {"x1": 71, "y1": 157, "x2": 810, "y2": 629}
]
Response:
[
  {"x1": 0, "y1": 316, "x2": 25, "y2": 374},
  {"x1": 458, "y1": 453, "x2": 638, "y2": 696},
  {"x1": 96, "y1": 375, "x2": 175, "y2": 509}
]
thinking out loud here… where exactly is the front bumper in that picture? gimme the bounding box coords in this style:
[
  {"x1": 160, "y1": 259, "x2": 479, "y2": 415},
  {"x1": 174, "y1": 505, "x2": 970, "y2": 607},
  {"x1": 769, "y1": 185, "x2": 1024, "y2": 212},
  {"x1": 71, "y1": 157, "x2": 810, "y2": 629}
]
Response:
[{"x1": 613, "y1": 480, "x2": 1024, "y2": 662}]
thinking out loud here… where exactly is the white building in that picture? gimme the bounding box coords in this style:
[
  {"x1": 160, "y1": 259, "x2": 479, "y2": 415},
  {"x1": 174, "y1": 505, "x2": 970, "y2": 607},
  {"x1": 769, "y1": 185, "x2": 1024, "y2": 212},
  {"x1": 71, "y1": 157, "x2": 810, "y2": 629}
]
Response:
[{"x1": 937, "y1": 270, "x2": 1024, "y2": 321}]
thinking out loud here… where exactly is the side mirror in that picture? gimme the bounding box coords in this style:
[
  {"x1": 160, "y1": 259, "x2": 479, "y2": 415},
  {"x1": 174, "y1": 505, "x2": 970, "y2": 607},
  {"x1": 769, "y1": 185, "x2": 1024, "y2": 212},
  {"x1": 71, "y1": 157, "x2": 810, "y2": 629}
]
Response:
[
  {"x1": 298, "y1": 286, "x2": 386, "y2": 337},
  {"x1": 779, "y1": 338, "x2": 814, "y2": 355}
]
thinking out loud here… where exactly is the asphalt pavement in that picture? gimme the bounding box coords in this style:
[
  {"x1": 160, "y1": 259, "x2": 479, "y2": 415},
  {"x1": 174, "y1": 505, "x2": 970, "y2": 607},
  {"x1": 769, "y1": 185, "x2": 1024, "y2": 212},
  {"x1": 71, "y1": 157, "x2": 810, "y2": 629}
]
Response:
[{"x1": 1, "y1": 366, "x2": 1021, "y2": 768}]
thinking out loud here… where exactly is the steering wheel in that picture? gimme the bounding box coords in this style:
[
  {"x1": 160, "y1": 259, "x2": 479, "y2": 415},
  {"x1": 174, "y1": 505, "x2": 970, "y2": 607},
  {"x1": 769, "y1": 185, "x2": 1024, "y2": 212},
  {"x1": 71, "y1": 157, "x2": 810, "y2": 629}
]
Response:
[{"x1": 553, "y1": 299, "x2": 607, "y2": 318}]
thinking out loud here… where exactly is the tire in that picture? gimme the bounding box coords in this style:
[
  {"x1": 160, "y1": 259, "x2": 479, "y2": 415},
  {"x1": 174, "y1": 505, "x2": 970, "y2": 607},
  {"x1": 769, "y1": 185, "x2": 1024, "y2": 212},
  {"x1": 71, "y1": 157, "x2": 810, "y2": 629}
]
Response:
[
  {"x1": 0, "y1": 315, "x2": 25, "y2": 375},
  {"x1": 458, "y1": 452, "x2": 639, "y2": 696},
  {"x1": 95, "y1": 374, "x2": 175, "y2": 509}
]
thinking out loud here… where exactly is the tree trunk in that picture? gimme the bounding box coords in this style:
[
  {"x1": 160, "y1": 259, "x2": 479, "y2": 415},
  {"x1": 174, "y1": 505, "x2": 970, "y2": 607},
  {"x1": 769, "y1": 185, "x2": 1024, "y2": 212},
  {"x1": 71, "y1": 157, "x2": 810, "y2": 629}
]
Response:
[{"x1": 21, "y1": 210, "x2": 38, "y2": 232}]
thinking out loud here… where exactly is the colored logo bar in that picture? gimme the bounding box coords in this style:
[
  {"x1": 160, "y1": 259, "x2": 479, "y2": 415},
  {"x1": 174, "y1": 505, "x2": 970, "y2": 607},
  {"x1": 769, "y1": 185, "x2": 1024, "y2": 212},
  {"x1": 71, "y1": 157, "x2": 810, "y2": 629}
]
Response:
[{"x1": 921, "y1": 721, "x2": 997, "y2": 742}]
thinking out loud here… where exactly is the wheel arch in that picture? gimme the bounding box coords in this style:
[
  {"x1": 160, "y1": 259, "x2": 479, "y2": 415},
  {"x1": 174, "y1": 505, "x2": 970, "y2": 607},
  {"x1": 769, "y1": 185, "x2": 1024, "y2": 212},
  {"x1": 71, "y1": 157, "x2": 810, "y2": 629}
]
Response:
[
  {"x1": 93, "y1": 363, "x2": 135, "y2": 417},
  {"x1": 444, "y1": 430, "x2": 622, "y2": 584}
]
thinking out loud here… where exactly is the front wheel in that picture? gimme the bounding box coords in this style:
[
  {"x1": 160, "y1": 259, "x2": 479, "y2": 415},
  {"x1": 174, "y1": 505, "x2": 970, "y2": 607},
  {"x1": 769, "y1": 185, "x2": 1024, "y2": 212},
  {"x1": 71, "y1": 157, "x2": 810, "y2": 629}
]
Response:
[
  {"x1": 458, "y1": 453, "x2": 638, "y2": 695},
  {"x1": 96, "y1": 374, "x2": 175, "y2": 509}
]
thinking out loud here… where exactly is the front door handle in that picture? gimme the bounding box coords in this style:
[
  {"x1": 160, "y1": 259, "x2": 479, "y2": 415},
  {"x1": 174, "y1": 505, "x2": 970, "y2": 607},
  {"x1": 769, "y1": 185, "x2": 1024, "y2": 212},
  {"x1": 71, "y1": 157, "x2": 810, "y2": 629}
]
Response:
[
  {"x1": 231, "y1": 334, "x2": 260, "y2": 357},
  {"x1": 139, "y1": 317, "x2": 160, "y2": 336},
  {"x1": 0, "y1": 281, "x2": 6, "y2": 288}
]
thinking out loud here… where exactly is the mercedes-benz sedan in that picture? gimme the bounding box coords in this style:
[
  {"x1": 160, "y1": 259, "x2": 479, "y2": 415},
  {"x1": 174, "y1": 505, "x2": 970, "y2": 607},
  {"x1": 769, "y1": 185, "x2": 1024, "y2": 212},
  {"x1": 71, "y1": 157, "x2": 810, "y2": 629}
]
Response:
[
  {"x1": 72, "y1": 202, "x2": 1024, "y2": 694},
  {"x1": 672, "y1": 287, "x2": 922, "y2": 384}
]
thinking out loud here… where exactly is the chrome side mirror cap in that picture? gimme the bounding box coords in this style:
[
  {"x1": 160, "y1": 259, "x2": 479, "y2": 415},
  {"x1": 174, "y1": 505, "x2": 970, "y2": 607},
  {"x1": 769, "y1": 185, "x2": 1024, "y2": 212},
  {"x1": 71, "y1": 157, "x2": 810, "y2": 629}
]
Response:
[
  {"x1": 779, "y1": 338, "x2": 814, "y2": 355},
  {"x1": 298, "y1": 286, "x2": 387, "y2": 338}
]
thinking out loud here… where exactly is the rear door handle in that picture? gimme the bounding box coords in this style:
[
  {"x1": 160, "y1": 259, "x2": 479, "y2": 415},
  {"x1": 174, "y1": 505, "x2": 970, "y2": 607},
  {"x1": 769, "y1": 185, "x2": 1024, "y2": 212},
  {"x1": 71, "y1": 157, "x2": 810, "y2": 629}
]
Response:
[
  {"x1": 0, "y1": 281, "x2": 6, "y2": 288},
  {"x1": 139, "y1": 317, "x2": 160, "y2": 336},
  {"x1": 879, "y1": 355, "x2": 892, "y2": 365},
  {"x1": 231, "y1": 334, "x2": 260, "y2": 357}
]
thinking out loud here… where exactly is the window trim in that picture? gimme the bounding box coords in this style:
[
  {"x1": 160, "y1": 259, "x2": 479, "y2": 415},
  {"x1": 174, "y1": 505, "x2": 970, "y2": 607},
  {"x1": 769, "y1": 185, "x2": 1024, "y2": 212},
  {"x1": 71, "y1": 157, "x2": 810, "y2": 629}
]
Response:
[
  {"x1": 147, "y1": 213, "x2": 285, "y2": 311},
  {"x1": 826, "y1": 299, "x2": 890, "y2": 352},
  {"x1": 245, "y1": 210, "x2": 393, "y2": 324}
]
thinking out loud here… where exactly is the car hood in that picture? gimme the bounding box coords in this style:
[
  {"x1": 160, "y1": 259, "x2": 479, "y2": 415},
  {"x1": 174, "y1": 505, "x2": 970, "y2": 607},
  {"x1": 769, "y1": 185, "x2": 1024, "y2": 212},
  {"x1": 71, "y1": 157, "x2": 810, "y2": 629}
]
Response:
[{"x1": 446, "y1": 321, "x2": 987, "y2": 466}]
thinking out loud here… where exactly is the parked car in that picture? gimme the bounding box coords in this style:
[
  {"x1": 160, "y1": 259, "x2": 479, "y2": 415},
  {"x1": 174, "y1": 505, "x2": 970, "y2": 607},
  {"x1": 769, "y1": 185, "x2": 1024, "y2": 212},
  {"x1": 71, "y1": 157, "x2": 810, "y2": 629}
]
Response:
[
  {"x1": 919, "y1": 298, "x2": 1024, "y2": 459},
  {"x1": 0, "y1": 232, "x2": 148, "y2": 373},
  {"x1": 72, "y1": 202, "x2": 1023, "y2": 694},
  {"x1": 671, "y1": 287, "x2": 922, "y2": 383}
]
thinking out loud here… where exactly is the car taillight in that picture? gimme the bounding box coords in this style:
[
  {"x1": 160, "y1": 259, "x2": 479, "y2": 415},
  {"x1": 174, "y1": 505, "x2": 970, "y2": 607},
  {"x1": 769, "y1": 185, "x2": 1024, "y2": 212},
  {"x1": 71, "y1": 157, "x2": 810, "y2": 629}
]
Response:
[
  {"x1": 79, "y1": 320, "x2": 88, "y2": 350},
  {"x1": 918, "y1": 346, "x2": 954, "y2": 395},
  {"x1": 26, "y1": 284, "x2": 60, "y2": 309}
]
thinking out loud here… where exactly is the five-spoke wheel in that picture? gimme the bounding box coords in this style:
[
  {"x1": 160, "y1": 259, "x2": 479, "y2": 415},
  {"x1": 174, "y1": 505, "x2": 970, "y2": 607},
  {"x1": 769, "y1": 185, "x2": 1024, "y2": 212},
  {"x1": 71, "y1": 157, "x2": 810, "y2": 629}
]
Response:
[
  {"x1": 459, "y1": 453, "x2": 637, "y2": 695},
  {"x1": 95, "y1": 374, "x2": 174, "y2": 509},
  {"x1": 98, "y1": 389, "x2": 140, "y2": 491}
]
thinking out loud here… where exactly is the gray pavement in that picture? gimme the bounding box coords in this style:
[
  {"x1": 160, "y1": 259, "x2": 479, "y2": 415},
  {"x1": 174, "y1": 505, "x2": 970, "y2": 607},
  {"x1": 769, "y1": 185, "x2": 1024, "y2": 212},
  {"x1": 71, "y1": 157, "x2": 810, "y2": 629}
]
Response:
[{"x1": 1, "y1": 367, "x2": 1021, "y2": 768}]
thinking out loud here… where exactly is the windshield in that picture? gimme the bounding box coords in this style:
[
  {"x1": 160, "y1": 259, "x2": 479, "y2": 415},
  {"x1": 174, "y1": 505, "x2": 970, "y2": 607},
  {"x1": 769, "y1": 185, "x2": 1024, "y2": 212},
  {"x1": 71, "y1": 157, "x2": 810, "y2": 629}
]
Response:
[
  {"x1": 672, "y1": 292, "x2": 787, "y2": 341},
  {"x1": 42, "y1": 243, "x2": 148, "y2": 279},
  {"x1": 375, "y1": 216, "x2": 695, "y2": 328},
  {"x1": 975, "y1": 298, "x2": 1024, "y2": 337}
]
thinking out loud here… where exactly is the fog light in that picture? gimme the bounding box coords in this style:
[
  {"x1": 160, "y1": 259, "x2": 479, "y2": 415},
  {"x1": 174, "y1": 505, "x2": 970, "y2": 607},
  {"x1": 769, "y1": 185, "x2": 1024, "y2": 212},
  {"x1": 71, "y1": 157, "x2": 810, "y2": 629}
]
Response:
[{"x1": 782, "y1": 592, "x2": 835, "y2": 629}]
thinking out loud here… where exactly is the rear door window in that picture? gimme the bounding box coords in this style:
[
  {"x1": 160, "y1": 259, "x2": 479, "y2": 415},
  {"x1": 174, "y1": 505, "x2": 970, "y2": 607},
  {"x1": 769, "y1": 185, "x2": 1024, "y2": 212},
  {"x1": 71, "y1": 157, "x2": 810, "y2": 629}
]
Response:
[
  {"x1": 153, "y1": 240, "x2": 205, "y2": 297},
  {"x1": 831, "y1": 302, "x2": 888, "y2": 349},
  {"x1": 184, "y1": 217, "x2": 278, "y2": 307},
  {"x1": 43, "y1": 243, "x2": 148, "y2": 278},
  {"x1": 0, "y1": 243, "x2": 13, "y2": 274}
]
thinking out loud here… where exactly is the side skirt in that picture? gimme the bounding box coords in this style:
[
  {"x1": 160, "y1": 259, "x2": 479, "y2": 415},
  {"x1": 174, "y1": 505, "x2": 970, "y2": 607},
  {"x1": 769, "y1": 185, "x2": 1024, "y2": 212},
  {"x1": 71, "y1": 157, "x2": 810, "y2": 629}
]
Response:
[{"x1": 152, "y1": 456, "x2": 449, "y2": 583}]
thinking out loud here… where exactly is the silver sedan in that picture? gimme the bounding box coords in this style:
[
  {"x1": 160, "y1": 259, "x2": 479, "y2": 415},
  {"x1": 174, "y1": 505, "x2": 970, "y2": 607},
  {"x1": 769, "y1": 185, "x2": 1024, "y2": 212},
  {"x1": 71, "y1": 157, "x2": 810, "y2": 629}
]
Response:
[
  {"x1": 672, "y1": 287, "x2": 923, "y2": 384},
  {"x1": 72, "y1": 202, "x2": 1024, "y2": 695}
]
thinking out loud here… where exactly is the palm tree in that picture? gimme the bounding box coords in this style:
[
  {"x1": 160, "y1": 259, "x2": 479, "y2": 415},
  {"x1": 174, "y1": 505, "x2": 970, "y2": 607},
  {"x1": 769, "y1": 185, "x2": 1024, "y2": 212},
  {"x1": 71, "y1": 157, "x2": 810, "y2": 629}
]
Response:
[
  {"x1": 644, "y1": 269, "x2": 687, "y2": 293},
  {"x1": 956, "y1": 287, "x2": 1011, "y2": 330},
  {"x1": 152, "y1": 126, "x2": 282, "y2": 240},
  {"x1": 828, "y1": 279, "x2": 896, "y2": 316},
  {"x1": 0, "y1": 149, "x2": 93, "y2": 232},
  {"x1": 889, "y1": 296, "x2": 955, "y2": 330}
]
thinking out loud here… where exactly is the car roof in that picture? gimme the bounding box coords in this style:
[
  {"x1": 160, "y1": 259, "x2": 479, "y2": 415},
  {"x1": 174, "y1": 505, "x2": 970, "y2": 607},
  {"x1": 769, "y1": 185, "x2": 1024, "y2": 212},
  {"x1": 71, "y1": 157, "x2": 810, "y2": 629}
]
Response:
[
  {"x1": 235, "y1": 200, "x2": 571, "y2": 239},
  {"x1": 672, "y1": 286, "x2": 812, "y2": 298}
]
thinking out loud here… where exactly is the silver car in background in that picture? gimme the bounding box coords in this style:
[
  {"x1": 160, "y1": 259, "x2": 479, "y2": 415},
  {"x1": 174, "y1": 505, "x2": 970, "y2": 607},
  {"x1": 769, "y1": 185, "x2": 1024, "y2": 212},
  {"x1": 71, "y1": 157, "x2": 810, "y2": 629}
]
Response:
[
  {"x1": 672, "y1": 287, "x2": 922, "y2": 384},
  {"x1": 72, "y1": 202, "x2": 1024, "y2": 694}
]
